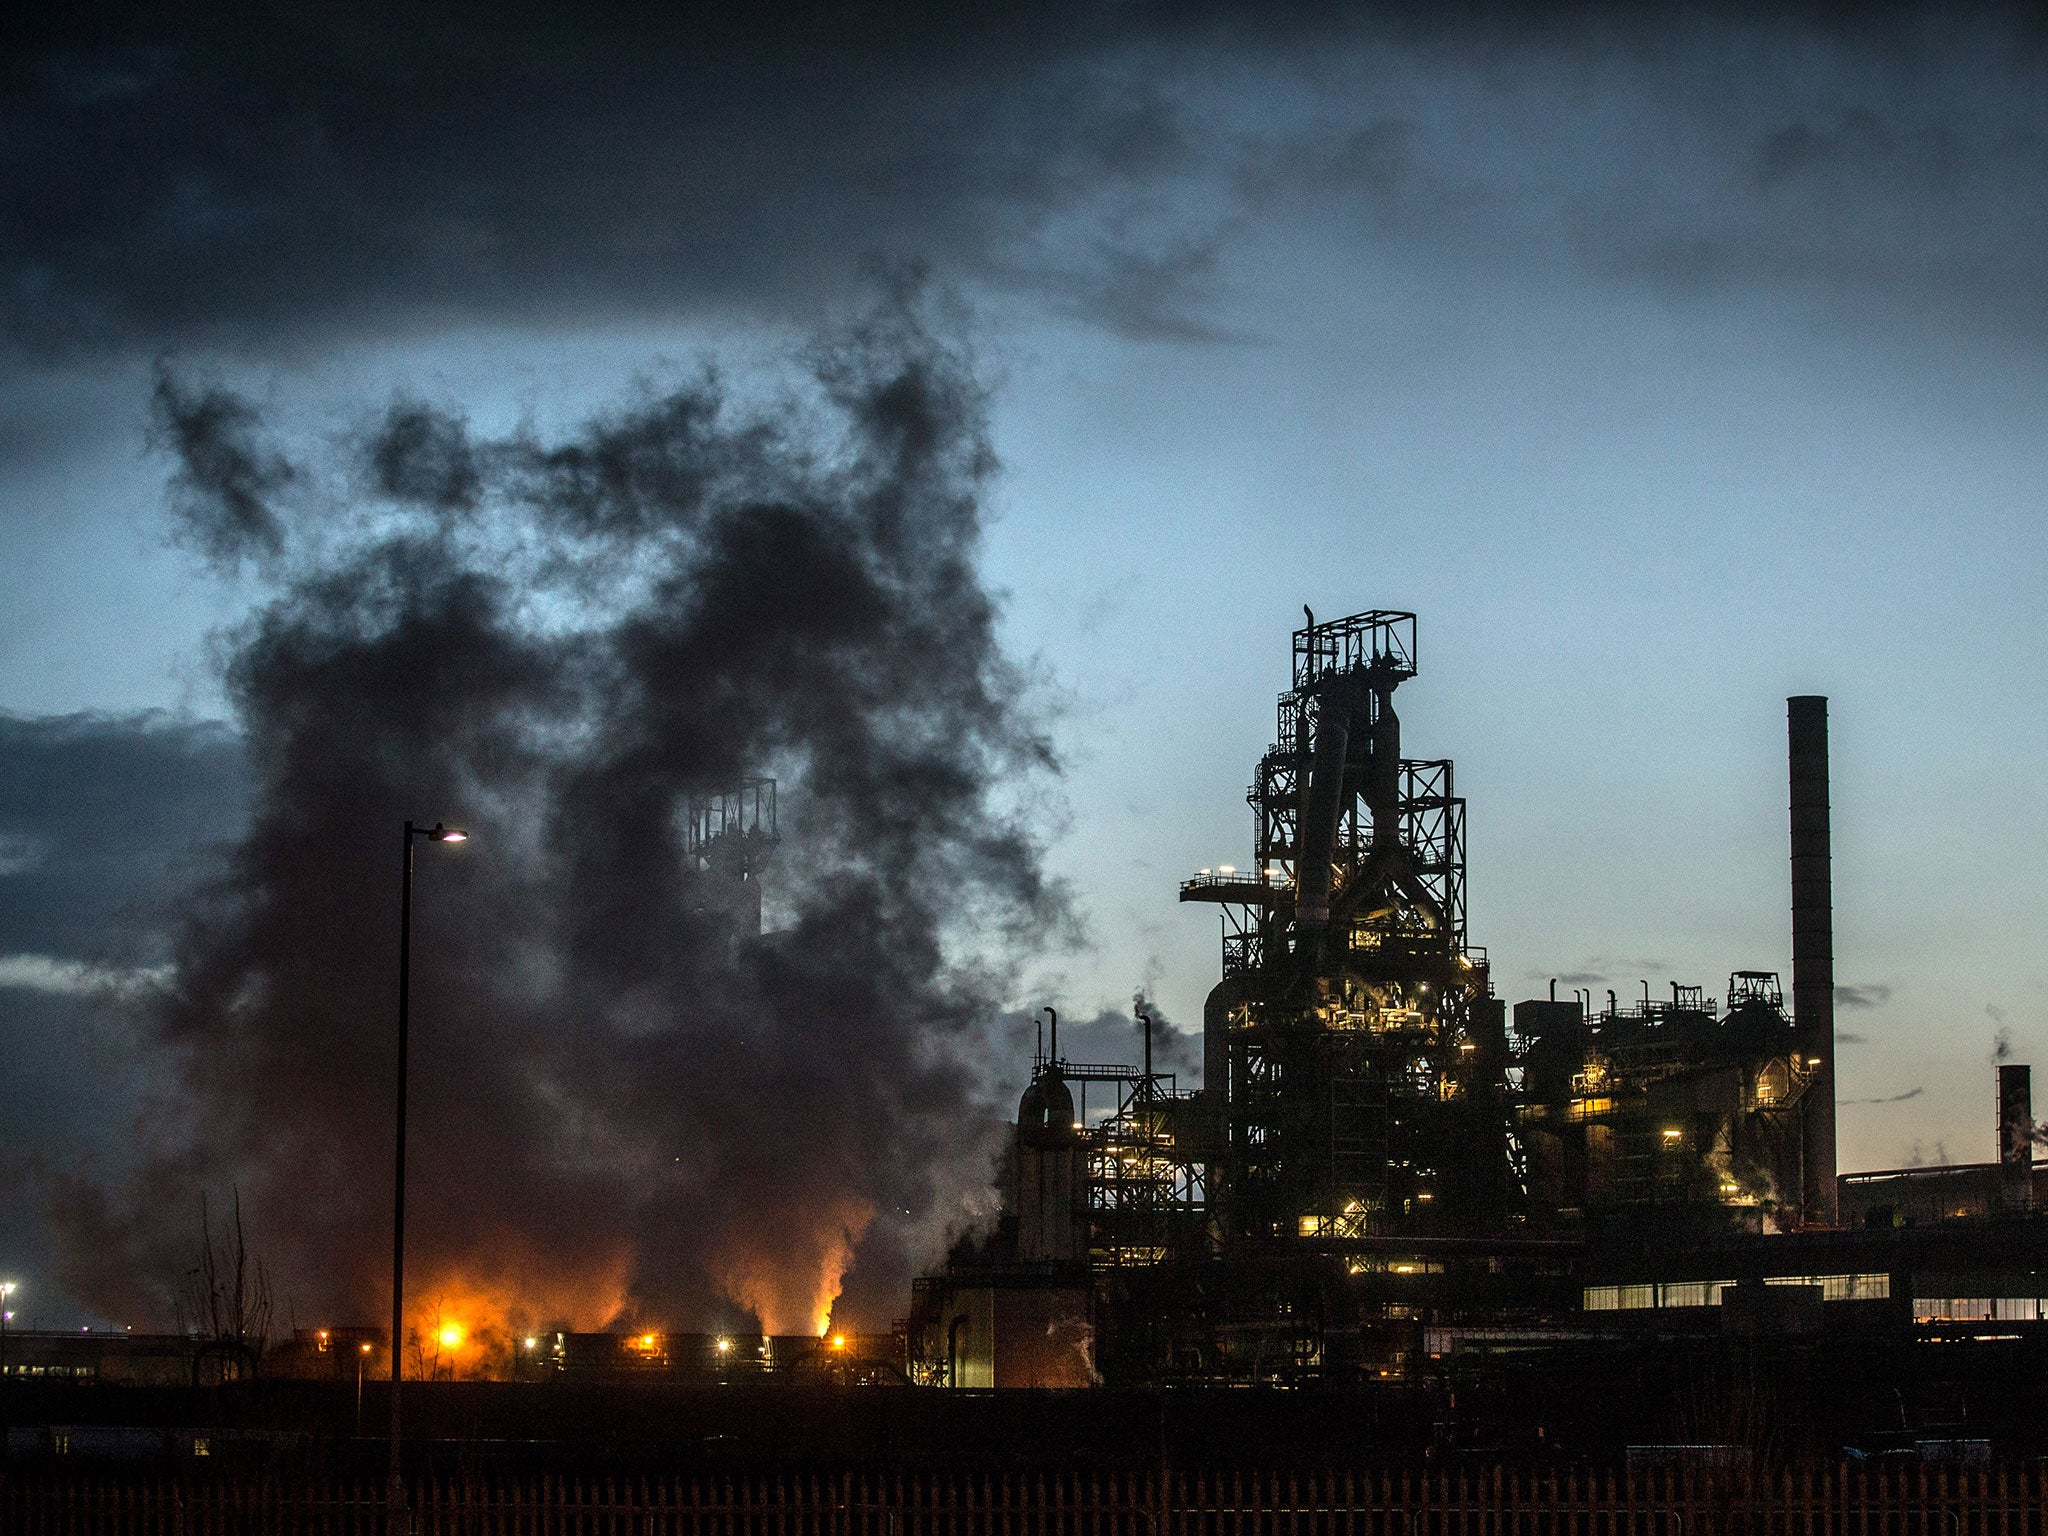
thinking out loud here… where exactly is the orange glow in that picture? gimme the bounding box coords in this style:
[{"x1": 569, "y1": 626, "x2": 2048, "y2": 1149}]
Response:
[
  {"x1": 830, "y1": 1334, "x2": 846, "y2": 1350},
  {"x1": 438, "y1": 1323, "x2": 464, "y2": 1349},
  {"x1": 405, "y1": 1248, "x2": 633, "y2": 1380},
  {"x1": 718, "y1": 1195, "x2": 875, "y2": 1336}
]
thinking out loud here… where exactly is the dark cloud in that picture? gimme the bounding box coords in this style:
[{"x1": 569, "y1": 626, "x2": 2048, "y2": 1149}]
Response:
[
  {"x1": 0, "y1": 711, "x2": 247, "y2": 963},
  {"x1": 0, "y1": 711, "x2": 248, "y2": 1316},
  {"x1": 52, "y1": 286, "x2": 1064, "y2": 1345},
  {"x1": 6, "y1": 5, "x2": 2048, "y2": 361},
  {"x1": 1834, "y1": 983, "x2": 1892, "y2": 1009}
]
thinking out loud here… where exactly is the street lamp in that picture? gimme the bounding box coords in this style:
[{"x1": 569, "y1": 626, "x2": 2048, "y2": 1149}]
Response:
[
  {"x1": 389, "y1": 820, "x2": 465, "y2": 1530},
  {"x1": 1, "y1": 1282, "x2": 14, "y2": 1382},
  {"x1": 357, "y1": 1341, "x2": 372, "y2": 1436}
]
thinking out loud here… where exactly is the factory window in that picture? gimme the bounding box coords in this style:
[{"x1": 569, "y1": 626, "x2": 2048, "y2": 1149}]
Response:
[
  {"x1": 1660, "y1": 1281, "x2": 1721, "y2": 1308},
  {"x1": 1583, "y1": 1284, "x2": 1657, "y2": 1311},
  {"x1": 1769, "y1": 1273, "x2": 1889, "y2": 1302},
  {"x1": 1915, "y1": 1298, "x2": 1994, "y2": 1321},
  {"x1": 1587, "y1": 1274, "x2": 1888, "y2": 1312},
  {"x1": 1994, "y1": 1298, "x2": 2042, "y2": 1322}
]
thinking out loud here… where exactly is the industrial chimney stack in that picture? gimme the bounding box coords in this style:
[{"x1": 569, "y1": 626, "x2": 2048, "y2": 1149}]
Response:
[
  {"x1": 1789, "y1": 696, "x2": 1838, "y2": 1227},
  {"x1": 1999, "y1": 1064, "x2": 2033, "y2": 1213}
]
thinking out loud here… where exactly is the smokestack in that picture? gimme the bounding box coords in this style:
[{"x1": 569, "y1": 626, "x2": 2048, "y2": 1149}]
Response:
[
  {"x1": 1789, "y1": 696, "x2": 1837, "y2": 1227},
  {"x1": 1999, "y1": 1064, "x2": 2033, "y2": 1213}
]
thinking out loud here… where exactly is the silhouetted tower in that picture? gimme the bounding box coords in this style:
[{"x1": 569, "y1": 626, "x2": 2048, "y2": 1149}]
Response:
[
  {"x1": 1015, "y1": 1065, "x2": 1089, "y2": 1263},
  {"x1": 1787, "y1": 698, "x2": 1836, "y2": 1226},
  {"x1": 1183, "y1": 611, "x2": 1511, "y2": 1246}
]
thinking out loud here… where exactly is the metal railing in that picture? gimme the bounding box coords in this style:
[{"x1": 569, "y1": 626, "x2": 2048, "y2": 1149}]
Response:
[{"x1": 2, "y1": 1463, "x2": 2044, "y2": 1536}]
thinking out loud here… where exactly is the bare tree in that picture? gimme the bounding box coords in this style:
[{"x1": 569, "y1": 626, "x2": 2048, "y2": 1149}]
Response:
[{"x1": 177, "y1": 1189, "x2": 272, "y2": 1386}]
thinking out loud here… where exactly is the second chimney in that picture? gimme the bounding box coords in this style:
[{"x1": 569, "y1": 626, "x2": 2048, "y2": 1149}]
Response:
[
  {"x1": 1789, "y1": 696, "x2": 1838, "y2": 1227},
  {"x1": 2000, "y1": 1063, "x2": 2033, "y2": 1213}
]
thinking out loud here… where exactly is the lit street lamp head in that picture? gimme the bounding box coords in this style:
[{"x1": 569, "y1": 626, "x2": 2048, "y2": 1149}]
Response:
[{"x1": 410, "y1": 821, "x2": 467, "y2": 844}]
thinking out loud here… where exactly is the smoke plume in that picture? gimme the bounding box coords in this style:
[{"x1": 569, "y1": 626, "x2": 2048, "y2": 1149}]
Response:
[{"x1": 54, "y1": 289, "x2": 1062, "y2": 1344}]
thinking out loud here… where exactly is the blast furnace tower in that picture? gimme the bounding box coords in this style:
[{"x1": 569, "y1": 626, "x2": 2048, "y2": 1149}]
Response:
[{"x1": 1182, "y1": 610, "x2": 1514, "y2": 1247}]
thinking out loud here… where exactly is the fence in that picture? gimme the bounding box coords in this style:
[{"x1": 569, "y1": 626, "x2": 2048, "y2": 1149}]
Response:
[{"x1": 3, "y1": 1465, "x2": 2045, "y2": 1536}]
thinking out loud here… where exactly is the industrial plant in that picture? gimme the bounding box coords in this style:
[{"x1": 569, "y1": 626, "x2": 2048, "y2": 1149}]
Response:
[{"x1": 907, "y1": 608, "x2": 2048, "y2": 1392}]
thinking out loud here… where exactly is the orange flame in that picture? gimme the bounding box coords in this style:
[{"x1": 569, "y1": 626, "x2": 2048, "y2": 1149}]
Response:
[{"x1": 406, "y1": 1246, "x2": 633, "y2": 1379}]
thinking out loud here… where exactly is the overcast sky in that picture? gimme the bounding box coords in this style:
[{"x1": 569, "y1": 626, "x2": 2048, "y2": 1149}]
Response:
[{"x1": 4, "y1": 2, "x2": 2046, "y2": 1326}]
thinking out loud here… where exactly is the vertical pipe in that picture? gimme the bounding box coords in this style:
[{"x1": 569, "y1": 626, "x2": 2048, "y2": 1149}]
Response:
[
  {"x1": 1789, "y1": 696, "x2": 1838, "y2": 1226},
  {"x1": 390, "y1": 823, "x2": 414, "y2": 1527},
  {"x1": 1999, "y1": 1064, "x2": 2032, "y2": 1213}
]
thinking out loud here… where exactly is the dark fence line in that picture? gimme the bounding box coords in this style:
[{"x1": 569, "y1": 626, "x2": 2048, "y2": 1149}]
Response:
[{"x1": 3, "y1": 1466, "x2": 2044, "y2": 1536}]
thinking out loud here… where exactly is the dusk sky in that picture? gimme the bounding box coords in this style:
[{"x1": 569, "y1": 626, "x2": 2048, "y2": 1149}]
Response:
[{"x1": 3, "y1": 3, "x2": 2046, "y2": 1330}]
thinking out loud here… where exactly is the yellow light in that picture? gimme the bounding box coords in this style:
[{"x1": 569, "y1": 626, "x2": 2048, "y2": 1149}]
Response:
[
  {"x1": 641, "y1": 1333, "x2": 658, "y2": 1348},
  {"x1": 438, "y1": 1324, "x2": 463, "y2": 1349},
  {"x1": 522, "y1": 1337, "x2": 537, "y2": 1350},
  {"x1": 361, "y1": 1342, "x2": 373, "y2": 1354},
  {"x1": 831, "y1": 1334, "x2": 847, "y2": 1350},
  {"x1": 1661, "y1": 1128, "x2": 1683, "y2": 1142},
  {"x1": 716, "y1": 1337, "x2": 732, "y2": 1354}
]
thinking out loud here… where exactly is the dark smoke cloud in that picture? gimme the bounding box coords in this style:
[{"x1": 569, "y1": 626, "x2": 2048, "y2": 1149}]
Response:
[
  {"x1": 1845, "y1": 1086, "x2": 1923, "y2": 1106},
  {"x1": 1834, "y1": 983, "x2": 1892, "y2": 1010},
  {"x1": 150, "y1": 374, "x2": 293, "y2": 572},
  {"x1": 53, "y1": 287, "x2": 1064, "y2": 1340}
]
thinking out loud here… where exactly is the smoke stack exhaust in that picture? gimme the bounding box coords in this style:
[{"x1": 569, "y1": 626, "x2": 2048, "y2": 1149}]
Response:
[
  {"x1": 2000, "y1": 1064, "x2": 2033, "y2": 1213},
  {"x1": 1789, "y1": 696, "x2": 1837, "y2": 1227}
]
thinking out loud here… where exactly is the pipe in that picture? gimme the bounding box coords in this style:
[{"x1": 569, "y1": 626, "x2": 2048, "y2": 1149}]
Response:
[
  {"x1": 2000, "y1": 1064, "x2": 2033, "y2": 1213},
  {"x1": 1549, "y1": 979, "x2": 1557, "y2": 1003},
  {"x1": 1295, "y1": 682, "x2": 1355, "y2": 928},
  {"x1": 1789, "y1": 695, "x2": 1838, "y2": 1226},
  {"x1": 1044, "y1": 1007, "x2": 1058, "y2": 1066}
]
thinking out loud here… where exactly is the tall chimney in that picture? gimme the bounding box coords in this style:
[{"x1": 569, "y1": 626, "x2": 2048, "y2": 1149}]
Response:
[
  {"x1": 1999, "y1": 1064, "x2": 2033, "y2": 1213},
  {"x1": 1789, "y1": 696, "x2": 1837, "y2": 1227}
]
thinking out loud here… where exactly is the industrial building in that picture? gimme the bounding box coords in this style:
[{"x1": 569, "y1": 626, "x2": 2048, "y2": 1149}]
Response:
[{"x1": 907, "y1": 607, "x2": 2048, "y2": 1388}]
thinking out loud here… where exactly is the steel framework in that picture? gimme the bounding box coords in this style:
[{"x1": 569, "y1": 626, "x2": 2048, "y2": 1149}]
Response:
[{"x1": 1183, "y1": 611, "x2": 1513, "y2": 1248}]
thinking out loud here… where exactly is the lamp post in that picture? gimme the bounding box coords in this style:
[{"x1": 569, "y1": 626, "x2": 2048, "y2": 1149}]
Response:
[
  {"x1": 1, "y1": 1282, "x2": 15, "y2": 1466},
  {"x1": 389, "y1": 820, "x2": 465, "y2": 1530},
  {"x1": 357, "y1": 1341, "x2": 371, "y2": 1436}
]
